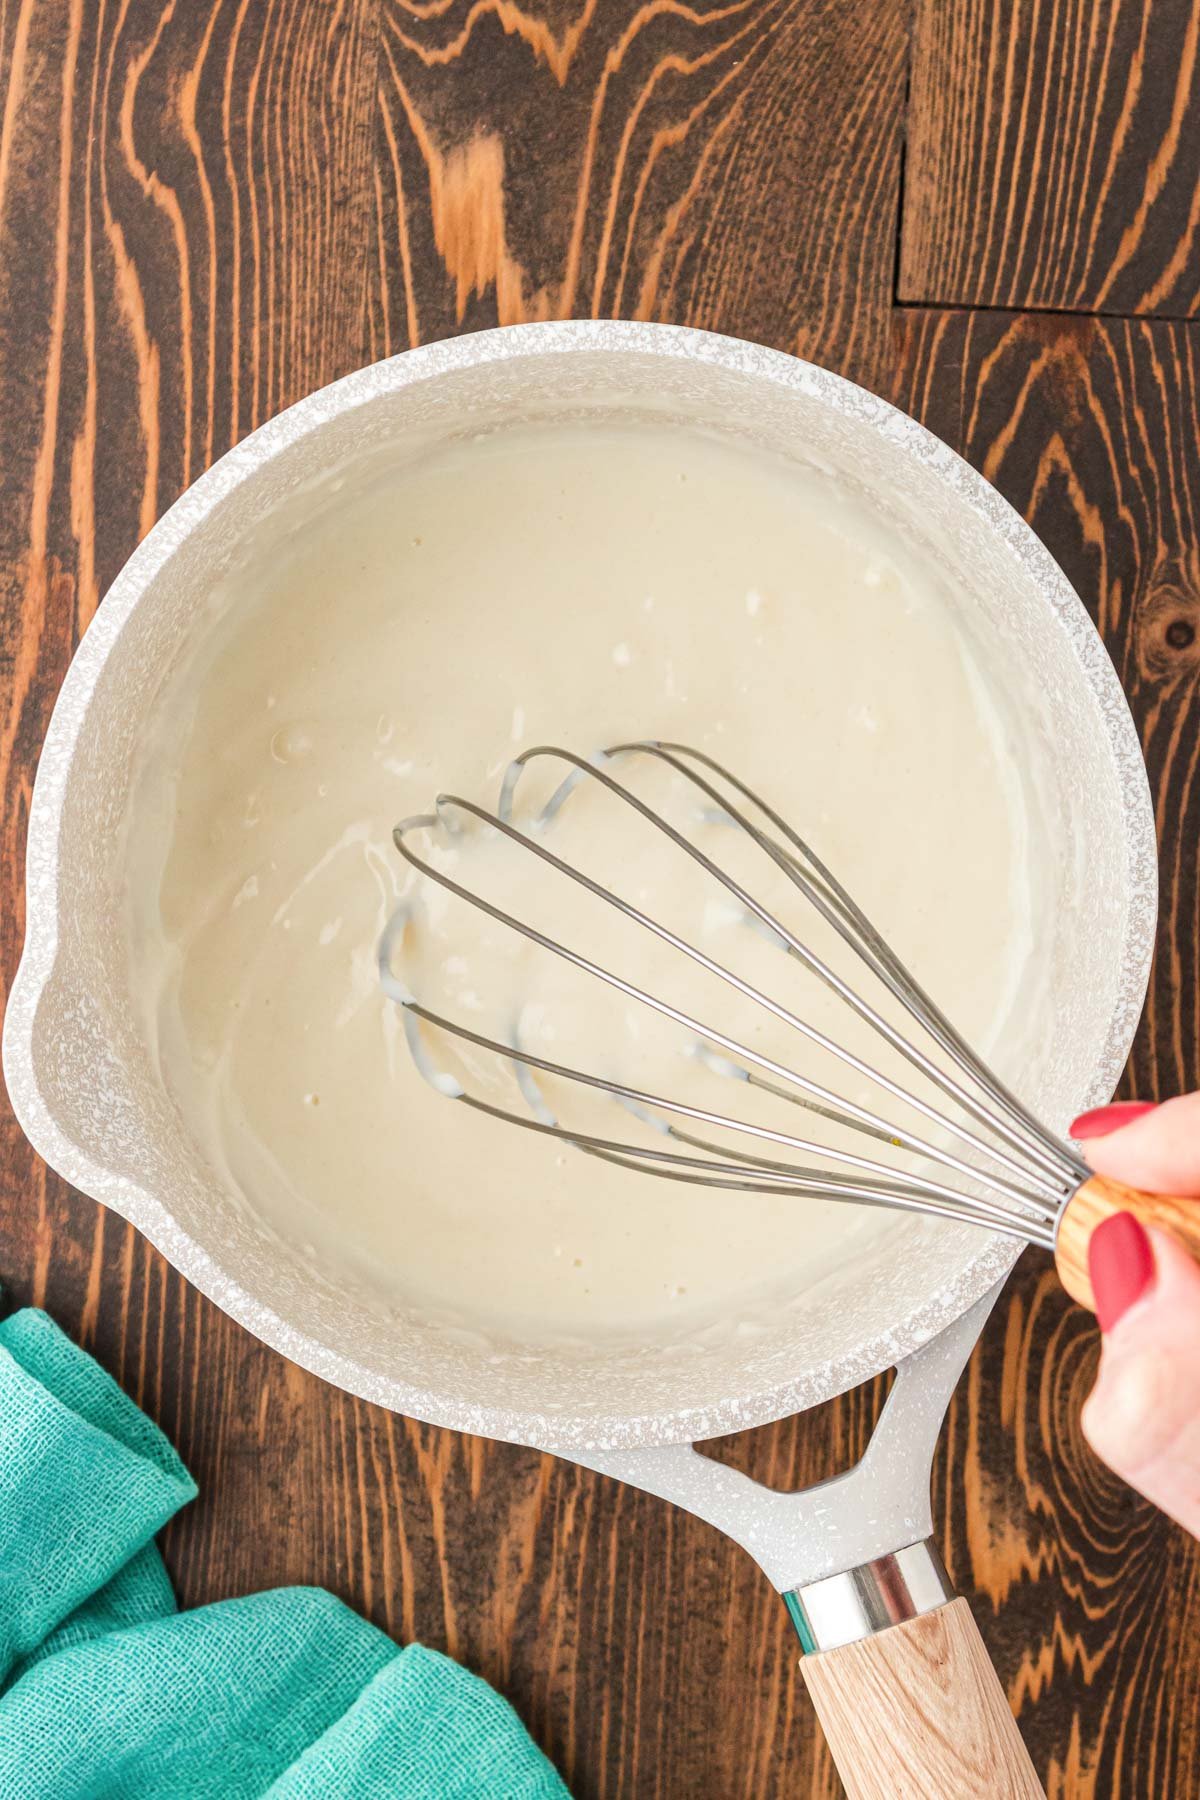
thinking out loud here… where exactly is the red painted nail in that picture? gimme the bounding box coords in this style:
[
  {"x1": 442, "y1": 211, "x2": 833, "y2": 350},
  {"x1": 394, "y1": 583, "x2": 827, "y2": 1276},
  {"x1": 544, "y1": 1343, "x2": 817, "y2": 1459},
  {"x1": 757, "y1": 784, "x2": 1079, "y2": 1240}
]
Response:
[
  {"x1": 1088, "y1": 1212, "x2": 1156, "y2": 1332},
  {"x1": 1070, "y1": 1100, "x2": 1158, "y2": 1140}
]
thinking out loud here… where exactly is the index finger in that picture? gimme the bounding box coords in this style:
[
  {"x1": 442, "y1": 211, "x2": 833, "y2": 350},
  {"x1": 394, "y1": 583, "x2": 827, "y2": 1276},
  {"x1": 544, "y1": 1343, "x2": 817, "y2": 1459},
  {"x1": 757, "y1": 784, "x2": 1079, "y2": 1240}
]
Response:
[{"x1": 1074, "y1": 1092, "x2": 1200, "y2": 1196}]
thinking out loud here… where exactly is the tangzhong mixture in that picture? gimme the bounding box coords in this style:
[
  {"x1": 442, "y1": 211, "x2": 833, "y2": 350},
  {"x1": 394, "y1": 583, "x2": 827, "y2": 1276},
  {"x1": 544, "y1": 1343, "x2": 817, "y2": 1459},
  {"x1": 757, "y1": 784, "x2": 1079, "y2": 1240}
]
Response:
[{"x1": 124, "y1": 422, "x2": 1047, "y2": 1342}]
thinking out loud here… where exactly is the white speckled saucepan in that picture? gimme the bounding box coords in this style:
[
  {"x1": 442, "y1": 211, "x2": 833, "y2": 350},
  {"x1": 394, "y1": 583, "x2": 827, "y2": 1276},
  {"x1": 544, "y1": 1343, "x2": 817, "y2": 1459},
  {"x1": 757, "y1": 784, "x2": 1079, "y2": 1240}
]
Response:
[{"x1": 3, "y1": 323, "x2": 1155, "y2": 1793}]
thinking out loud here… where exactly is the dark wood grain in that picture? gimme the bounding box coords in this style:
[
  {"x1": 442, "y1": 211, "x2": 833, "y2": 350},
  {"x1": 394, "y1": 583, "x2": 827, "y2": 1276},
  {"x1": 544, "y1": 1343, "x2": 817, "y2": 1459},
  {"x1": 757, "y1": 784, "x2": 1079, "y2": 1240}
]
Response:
[
  {"x1": 367, "y1": 0, "x2": 908, "y2": 384},
  {"x1": 3, "y1": 3, "x2": 1200, "y2": 1796},
  {"x1": 902, "y1": 0, "x2": 1200, "y2": 317}
]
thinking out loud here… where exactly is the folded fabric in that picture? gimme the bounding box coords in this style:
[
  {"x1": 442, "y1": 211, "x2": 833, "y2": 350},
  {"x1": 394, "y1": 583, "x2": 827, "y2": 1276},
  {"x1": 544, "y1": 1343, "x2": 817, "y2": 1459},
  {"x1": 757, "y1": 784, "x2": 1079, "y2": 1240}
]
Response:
[{"x1": 0, "y1": 1308, "x2": 570, "y2": 1799}]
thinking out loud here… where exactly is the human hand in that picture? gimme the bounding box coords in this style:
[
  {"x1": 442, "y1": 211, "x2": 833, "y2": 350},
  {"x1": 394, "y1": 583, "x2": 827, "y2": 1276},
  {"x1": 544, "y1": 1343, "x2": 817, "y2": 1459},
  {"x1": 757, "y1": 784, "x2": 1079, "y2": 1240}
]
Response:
[{"x1": 1072, "y1": 1096, "x2": 1200, "y2": 1537}]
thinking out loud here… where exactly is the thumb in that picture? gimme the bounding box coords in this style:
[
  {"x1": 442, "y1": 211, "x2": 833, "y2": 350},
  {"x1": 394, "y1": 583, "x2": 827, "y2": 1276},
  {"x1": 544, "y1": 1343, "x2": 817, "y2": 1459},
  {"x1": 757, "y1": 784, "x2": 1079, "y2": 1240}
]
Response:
[{"x1": 1081, "y1": 1222, "x2": 1200, "y2": 1536}]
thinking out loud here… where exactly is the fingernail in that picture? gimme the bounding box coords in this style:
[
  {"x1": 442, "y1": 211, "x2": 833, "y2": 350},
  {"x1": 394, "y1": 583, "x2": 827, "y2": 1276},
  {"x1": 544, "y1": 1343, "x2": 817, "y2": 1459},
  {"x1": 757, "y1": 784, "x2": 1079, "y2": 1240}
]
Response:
[
  {"x1": 1088, "y1": 1212, "x2": 1156, "y2": 1333},
  {"x1": 1070, "y1": 1100, "x2": 1157, "y2": 1140}
]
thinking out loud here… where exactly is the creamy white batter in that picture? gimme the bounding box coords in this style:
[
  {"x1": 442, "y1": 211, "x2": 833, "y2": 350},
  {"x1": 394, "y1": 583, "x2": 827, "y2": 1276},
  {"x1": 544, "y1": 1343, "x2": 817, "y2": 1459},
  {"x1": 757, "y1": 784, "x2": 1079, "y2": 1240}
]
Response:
[{"x1": 124, "y1": 421, "x2": 1045, "y2": 1343}]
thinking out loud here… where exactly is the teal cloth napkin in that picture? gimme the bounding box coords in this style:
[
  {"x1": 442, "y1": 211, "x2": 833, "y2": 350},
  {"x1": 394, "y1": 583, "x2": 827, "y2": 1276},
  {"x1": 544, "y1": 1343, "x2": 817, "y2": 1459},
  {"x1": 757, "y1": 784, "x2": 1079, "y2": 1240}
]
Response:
[{"x1": 0, "y1": 1308, "x2": 570, "y2": 1799}]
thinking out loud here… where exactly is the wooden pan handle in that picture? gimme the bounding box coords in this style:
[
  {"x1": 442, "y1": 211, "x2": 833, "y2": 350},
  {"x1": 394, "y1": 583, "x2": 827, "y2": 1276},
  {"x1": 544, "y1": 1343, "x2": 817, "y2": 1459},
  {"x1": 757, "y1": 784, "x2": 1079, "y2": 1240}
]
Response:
[
  {"x1": 1055, "y1": 1174, "x2": 1200, "y2": 1313},
  {"x1": 800, "y1": 1597, "x2": 1043, "y2": 1797}
]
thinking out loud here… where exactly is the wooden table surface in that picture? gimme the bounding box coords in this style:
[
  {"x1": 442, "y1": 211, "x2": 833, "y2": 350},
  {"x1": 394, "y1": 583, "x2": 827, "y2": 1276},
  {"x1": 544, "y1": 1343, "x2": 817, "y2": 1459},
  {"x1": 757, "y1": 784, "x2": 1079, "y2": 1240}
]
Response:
[{"x1": 2, "y1": 2, "x2": 1199, "y2": 1793}]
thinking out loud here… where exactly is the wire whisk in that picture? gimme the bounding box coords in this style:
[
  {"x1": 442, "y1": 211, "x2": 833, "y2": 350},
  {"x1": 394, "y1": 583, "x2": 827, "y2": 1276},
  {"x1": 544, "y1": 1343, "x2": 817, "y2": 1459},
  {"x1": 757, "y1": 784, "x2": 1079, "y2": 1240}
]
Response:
[{"x1": 380, "y1": 741, "x2": 1197, "y2": 1314}]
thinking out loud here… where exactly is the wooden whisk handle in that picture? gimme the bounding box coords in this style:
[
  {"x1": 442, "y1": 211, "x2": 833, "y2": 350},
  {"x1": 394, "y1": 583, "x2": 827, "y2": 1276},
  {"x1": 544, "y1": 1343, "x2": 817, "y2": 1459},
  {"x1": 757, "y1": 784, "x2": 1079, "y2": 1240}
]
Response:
[{"x1": 1055, "y1": 1175, "x2": 1200, "y2": 1312}]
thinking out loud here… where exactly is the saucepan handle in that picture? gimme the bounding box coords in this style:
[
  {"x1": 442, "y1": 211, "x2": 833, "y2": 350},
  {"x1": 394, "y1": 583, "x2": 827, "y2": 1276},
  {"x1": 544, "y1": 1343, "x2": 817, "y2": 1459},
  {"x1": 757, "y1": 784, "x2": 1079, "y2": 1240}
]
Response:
[
  {"x1": 578, "y1": 1283, "x2": 1030, "y2": 1794},
  {"x1": 799, "y1": 1594, "x2": 1043, "y2": 1798}
]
